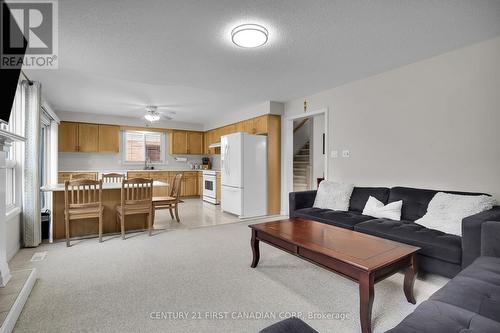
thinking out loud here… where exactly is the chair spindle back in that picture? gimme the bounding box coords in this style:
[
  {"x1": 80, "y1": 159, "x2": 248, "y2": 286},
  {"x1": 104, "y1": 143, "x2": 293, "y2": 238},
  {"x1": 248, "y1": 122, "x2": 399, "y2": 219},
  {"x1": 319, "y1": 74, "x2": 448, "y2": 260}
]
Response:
[
  {"x1": 102, "y1": 173, "x2": 125, "y2": 183},
  {"x1": 170, "y1": 173, "x2": 183, "y2": 199},
  {"x1": 64, "y1": 179, "x2": 103, "y2": 209}
]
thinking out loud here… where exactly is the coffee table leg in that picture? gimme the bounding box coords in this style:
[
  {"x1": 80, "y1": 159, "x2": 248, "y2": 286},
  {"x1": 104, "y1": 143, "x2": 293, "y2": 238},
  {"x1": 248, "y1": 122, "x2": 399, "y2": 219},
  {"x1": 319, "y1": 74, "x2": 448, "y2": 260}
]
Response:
[
  {"x1": 359, "y1": 272, "x2": 374, "y2": 333},
  {"x1": 251, "y1": 229, "x2": 260, "y2": 268},
  {"x1": 404, "y1": 254, "x2": 417, "y2": 304}
]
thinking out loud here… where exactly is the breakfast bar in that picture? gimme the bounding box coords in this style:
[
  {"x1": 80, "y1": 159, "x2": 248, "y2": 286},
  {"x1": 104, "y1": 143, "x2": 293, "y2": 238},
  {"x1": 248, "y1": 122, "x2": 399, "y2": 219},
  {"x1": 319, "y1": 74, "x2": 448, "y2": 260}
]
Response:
[{"x1": 41, "y1": 181, "x2": 168, "y2": 240}]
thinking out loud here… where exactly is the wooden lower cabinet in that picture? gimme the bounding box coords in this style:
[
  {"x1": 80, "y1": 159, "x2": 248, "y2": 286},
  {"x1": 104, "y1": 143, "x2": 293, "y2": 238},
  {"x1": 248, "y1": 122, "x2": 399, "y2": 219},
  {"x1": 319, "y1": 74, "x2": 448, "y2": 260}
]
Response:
[
  {"x1": 198, "y1": 173, "x2": 203, "y2": 196},
  {"x1": 59, "y1": 171, "x2": 204, "y2": 197},
  {"x1": 216, "y1": 172, "x2": 221, "y2": 204},
  {"x1": 181, "y1": 172, "x2": 198, "y2": 197},
  {"x1": 127, "y1": 171, "x2": 201, "y2": 197},
  {"x1": 127, "y1": 171, "x2": 151, "y2": 179},
  {"x1": 151, "y1": 171, "x2": 171, "y2": 197},
  {"x1": 58, "y1": 172, "x2": 98, "y2": 183}
]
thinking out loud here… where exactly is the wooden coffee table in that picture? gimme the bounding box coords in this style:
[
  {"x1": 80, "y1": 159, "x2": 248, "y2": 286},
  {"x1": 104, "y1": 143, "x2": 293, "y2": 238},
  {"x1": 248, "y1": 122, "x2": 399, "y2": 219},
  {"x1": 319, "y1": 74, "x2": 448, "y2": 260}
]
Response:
[{"x1": 249, "y1": 218, "x2": 420, "y2": 333}]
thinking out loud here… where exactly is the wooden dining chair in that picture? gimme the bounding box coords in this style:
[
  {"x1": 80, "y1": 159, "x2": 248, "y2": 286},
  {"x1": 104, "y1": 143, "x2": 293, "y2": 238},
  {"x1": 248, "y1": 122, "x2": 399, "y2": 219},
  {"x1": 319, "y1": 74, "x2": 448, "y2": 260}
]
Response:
[
  {"x1": 64, "y1": 179, "x2": 104, "y2": 247},
  {"x1": 152, "y1": 173, "x2": 183, "y2": 223},
  {"x1": 116, "y1": 178, "x2": 153, "y2": 239},
  {"x1": 70, "y1": 173, "x2": 97, "y2": 181},
  {"x1": 102, "y1": 173, "x2": 125, "y2": 183}
]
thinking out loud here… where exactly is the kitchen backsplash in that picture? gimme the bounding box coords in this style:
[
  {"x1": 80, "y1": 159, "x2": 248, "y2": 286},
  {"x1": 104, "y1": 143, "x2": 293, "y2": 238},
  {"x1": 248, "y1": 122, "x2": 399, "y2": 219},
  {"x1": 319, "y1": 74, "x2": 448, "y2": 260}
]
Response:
[
  {"x1": 59, "y1": 152, "x2": 221, "y2": 171},
  {"x1": 59, "y1": 152, "x2": 201, "y2": 171}
]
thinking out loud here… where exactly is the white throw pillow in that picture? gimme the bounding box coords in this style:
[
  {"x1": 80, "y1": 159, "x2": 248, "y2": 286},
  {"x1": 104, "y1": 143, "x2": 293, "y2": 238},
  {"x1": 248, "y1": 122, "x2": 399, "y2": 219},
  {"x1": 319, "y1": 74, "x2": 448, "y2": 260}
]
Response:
[
  {"x1": 415, "y1": 192, "x2": 497, "y2": 236},
  {"x1": 362, "y1": 196, "x2": 402, "y2": 221},
  {"x1": 313, "y1": 181, "x2": 354, "y2": 211}
]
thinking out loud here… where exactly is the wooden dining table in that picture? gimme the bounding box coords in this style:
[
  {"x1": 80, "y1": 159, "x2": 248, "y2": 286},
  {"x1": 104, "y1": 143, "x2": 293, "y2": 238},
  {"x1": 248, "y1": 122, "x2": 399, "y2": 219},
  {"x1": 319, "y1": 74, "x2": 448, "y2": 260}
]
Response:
[{"x1": 41, "y1": 181, "x2": 168, "y2": 240}]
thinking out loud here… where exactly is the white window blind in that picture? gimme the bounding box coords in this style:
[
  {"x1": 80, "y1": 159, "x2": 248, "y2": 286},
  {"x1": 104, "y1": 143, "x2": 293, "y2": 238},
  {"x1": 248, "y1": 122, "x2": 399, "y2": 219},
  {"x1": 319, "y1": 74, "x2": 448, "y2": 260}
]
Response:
[{"x1": 123, "y1": 131, "x2": 163, "y2": 163}]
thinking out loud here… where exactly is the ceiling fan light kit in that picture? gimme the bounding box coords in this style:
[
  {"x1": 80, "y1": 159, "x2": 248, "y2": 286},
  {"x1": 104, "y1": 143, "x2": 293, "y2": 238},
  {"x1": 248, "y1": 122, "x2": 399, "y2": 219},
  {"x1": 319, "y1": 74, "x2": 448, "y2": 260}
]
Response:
[{"x1": 144, "y1": 112, "x2": 161, "y2": 122}]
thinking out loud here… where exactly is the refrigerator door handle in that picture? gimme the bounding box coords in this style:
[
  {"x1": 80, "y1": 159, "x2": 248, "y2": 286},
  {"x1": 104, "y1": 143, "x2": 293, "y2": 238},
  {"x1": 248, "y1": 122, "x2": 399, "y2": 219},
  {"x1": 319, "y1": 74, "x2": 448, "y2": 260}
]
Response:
[
  {"x1": 226, "y1": 143, "x2": 230, "y2": 175},
  {"x1": 221, "y1": 147, "x2": 224, "y2": 172}
]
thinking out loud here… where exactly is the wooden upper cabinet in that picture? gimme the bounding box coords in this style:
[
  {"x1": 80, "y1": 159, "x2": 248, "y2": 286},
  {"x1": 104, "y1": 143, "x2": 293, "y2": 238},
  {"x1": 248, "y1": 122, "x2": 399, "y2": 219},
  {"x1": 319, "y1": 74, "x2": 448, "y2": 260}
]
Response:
[
  {"x1": 235, "y1": 121, "x2": 245, "y2": 132},
  {"x1": 98, "y1": 125, "x2": 120, "y2": 153},
  {"x1": 58, "y1": 122, "x2": 79, "y2": 152},
  {"x1": 170, "y1": 130, "x2": 188, "y2": 154},
  {"x1": 242, "y1": 119, "x2": 255, "y2": 134},
  {"x1": 78, "y1": 123, "x2": 99, "y2": 152},
  {"x1": 187, "y1": 131, "x2": 203, "y2": 155},
  {"x1": 169, "y1": 130, "x2": 204, "y2": 155},
  {"x1": 253, "y1": 115, "x2": 268, "y2": 134}
]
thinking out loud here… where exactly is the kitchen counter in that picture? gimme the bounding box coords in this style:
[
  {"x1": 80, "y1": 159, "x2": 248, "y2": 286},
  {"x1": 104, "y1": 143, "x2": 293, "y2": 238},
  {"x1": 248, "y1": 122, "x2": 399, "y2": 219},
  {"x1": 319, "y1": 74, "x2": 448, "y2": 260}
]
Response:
[
  {"x1": 58, "y1": 169, "x2": 211, "y2": 173},
  {"x1": 47, "y1": 180, "x2": 169, "y2": 240},
  {"x1": 41, "y1": 181, "x2": 168, "y2": 192}
]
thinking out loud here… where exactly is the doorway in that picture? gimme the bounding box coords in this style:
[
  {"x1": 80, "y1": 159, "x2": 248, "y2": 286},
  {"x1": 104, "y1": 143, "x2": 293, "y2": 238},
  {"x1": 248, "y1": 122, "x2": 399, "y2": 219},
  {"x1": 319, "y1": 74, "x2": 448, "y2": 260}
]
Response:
[{"x1": 283, "y1": 108, "x2": 328, "y2": 214}]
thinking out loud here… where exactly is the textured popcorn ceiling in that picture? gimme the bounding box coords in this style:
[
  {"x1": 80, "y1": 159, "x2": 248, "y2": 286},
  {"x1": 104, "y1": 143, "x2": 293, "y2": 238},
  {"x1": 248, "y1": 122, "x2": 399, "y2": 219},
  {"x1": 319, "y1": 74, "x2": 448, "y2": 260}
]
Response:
[{"x1": 27, "y1": 0, "x2": 500, "y2": 125}]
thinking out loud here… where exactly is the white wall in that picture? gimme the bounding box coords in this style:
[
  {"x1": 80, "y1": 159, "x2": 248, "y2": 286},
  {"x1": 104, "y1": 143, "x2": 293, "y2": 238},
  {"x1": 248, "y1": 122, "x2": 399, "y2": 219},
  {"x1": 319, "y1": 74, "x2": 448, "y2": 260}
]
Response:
[
  {"x1": 284, "y1": 37, "x2": 500, "y2": 202},
  {"x1": 204, "y1": 101, "x2": 284, "y2": 130},
  {"x1": 6, "y1": 213, "x2": 21, "y2": 261}
]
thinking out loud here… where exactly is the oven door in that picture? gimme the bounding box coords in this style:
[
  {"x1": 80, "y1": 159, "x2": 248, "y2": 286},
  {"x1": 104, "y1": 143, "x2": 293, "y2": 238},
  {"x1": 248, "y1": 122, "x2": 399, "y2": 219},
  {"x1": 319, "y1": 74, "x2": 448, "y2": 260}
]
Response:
[{"x1": 203, "y1": 175, "x2": 216, "y2": 198}]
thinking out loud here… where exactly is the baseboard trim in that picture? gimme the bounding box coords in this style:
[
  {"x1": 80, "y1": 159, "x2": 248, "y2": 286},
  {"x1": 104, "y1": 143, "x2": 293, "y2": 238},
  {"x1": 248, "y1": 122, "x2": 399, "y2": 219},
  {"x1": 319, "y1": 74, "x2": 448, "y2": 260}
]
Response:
[{"x1": 0, "y1": 268, "x2": 37, "y2": 333}]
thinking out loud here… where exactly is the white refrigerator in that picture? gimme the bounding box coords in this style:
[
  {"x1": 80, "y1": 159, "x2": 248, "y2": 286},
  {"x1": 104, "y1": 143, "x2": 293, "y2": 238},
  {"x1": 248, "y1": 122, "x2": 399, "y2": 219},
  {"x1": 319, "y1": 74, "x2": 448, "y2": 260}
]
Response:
[{"x1": 221, "y1": 132, "x2": 267, "y2": 218}]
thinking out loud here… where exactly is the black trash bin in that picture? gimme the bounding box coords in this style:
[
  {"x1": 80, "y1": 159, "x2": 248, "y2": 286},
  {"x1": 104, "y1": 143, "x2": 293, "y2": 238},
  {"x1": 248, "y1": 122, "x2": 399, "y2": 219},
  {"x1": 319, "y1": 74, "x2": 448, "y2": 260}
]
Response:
[{"x1": 41, "y1": 209, "x2": 50, "y2": 240}]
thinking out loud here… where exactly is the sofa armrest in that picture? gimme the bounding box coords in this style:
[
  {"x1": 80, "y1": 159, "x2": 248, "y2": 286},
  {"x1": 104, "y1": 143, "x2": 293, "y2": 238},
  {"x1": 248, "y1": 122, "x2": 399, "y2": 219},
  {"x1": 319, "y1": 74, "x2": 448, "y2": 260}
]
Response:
[
  {"x1": 481, "y1": 221, "x2": 500, "y2": 258},
  {"x1": 462, "y1": 206, "x2": 500, "y2": 268},
  {"x1": 289, "y1": 190, "x2": 317, "y2": 217}
]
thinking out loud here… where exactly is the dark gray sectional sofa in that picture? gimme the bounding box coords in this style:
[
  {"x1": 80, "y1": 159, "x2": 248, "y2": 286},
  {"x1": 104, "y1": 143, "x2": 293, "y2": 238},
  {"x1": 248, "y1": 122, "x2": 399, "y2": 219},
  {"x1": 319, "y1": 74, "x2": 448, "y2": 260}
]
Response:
[
  {"x1": 289, "y1": 186, "x2": 500, "y2": 278},
  {"x1": 259, "y1": 221, "x2": 500, "y2": 333},
  {"x1": 387, "y1": 220, "x2": 500, "y2": 332}
]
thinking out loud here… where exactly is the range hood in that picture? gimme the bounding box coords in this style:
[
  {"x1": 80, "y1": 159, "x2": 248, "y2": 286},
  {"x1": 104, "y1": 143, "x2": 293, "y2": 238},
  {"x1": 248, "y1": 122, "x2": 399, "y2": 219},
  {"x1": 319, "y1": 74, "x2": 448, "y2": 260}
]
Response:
[{"x1": 208, "y1": 142, "x2": 221, "y2": 148}]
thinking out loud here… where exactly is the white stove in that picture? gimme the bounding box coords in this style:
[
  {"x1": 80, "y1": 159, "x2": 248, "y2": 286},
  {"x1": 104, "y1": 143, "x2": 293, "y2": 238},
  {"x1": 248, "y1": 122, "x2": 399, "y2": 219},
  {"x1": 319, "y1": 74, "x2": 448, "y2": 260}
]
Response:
[{"x1": 202, "y1": 170, "x2": 218, "y2": 204}]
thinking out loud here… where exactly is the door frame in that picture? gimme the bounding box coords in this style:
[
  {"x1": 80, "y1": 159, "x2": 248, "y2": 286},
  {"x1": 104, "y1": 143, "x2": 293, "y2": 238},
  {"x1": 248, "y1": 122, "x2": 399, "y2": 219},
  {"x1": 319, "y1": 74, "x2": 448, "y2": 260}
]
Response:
[{"x1": 282, "y1": 107, "x2": 329, "y2": 215}]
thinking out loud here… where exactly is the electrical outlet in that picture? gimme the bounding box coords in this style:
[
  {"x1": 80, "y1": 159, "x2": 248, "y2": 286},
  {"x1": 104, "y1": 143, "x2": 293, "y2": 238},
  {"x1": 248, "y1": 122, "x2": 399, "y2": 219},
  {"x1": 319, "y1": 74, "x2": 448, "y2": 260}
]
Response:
[{"x1": 342, "y1": 150, "x2": 350, "y2": 158}]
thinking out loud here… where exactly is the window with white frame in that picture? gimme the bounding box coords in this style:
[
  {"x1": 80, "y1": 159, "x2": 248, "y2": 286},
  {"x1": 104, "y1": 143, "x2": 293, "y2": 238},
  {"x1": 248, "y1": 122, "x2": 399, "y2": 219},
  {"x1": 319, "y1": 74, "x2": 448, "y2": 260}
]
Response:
[
  {"x1": 5, "y1": 81, "x2": 24, "y2": 212},
  {"x1": 123, "y1": 131, "x2": 164, "y2": 163}
]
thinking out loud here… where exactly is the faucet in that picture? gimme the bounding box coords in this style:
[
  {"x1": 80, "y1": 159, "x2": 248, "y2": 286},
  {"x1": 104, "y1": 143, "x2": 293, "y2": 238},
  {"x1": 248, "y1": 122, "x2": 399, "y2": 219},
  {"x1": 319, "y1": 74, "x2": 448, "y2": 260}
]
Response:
[{"x1": 144, "y1": 157, "x2": 153, "y2": 170}]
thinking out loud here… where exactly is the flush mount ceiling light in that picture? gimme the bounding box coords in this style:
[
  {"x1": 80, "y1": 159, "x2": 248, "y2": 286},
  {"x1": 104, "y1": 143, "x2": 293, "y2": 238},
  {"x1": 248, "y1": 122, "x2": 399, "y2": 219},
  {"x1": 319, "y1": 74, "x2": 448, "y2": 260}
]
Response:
[{"x1": 231, "y1": 24, "x2": 268, "y2": 48}]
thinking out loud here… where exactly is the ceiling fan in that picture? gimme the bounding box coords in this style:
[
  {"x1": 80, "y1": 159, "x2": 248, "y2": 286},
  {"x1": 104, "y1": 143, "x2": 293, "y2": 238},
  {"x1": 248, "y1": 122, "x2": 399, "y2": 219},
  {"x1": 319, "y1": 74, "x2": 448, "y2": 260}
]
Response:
[{"x1": 142, "y1": 105, "x2": 176, "y2": 123}]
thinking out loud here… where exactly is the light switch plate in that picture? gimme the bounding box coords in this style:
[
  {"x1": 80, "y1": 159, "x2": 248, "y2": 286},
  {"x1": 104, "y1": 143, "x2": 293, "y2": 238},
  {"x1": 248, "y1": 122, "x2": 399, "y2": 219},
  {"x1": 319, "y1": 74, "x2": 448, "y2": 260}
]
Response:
[
  {"x1": 331, "y1": 150, "x2": 338, "y2": 158},
  {"x1": 342, "y1": 150, "x2": 350, "y2": 158}
]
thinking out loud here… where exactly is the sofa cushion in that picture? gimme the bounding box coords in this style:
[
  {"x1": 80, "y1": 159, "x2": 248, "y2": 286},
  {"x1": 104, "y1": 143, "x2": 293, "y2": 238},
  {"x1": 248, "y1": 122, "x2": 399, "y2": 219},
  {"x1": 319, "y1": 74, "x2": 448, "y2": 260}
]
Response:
[
  {"x1": 388, "y1": 187, "x2": 488, "y2": 222},
  {"x1": 386, "y1": 300, "x2": 500, "y2": 333},
  {"x1": 354, "y1": 218, "x2": 462, "y2": 264},
  {"x1": 293, "y1": 208, "x2": 374, "y2": 229},
  {"x1": 459, "y1": 256, "x2": 500, "y2": 287},
  {"x1": 430, "y1": 265, "x2": 500, "y2": 322},
  {"x1": 349, "y1": 187, "x2": 390, "y2": 213}
]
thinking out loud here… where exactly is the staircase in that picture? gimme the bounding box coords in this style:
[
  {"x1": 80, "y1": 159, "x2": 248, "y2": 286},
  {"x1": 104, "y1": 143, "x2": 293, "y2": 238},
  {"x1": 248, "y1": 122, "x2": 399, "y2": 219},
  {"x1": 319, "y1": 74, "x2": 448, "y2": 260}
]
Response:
[{"x1": 293, "y1": 141, "x2": 311, "y2": 191}]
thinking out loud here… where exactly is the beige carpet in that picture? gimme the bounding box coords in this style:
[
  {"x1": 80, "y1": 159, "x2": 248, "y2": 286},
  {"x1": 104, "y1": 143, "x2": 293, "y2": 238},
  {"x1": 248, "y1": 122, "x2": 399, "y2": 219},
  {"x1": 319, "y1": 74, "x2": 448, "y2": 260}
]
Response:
[{"x1": 10, "y1": 219, "x2": 448, "y2": 333}]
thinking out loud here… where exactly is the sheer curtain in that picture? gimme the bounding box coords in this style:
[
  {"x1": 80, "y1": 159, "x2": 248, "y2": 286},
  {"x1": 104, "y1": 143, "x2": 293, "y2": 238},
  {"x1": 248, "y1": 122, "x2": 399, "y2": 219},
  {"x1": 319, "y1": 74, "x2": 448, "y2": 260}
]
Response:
[{"x1": 22, "y1": 81, "x2": 41, "y2": 247}]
